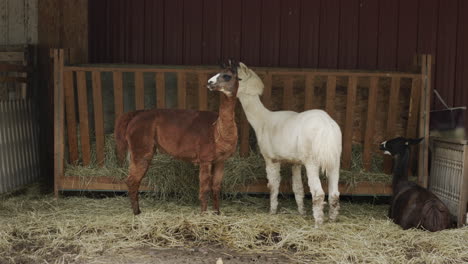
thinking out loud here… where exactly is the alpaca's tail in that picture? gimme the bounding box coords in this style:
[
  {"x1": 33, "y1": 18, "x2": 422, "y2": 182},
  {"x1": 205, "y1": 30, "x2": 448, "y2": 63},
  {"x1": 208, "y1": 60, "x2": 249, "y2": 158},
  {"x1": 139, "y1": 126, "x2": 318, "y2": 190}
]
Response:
[
  {"x1": 311, "y1": 114, "x2": 342, "y2": 175},
  {"x1": 114, "y1": 110, "x2": 144, "y2": 165},
  {"x1": 421, "y1": 199, "x2": 451, "y2": 231}
]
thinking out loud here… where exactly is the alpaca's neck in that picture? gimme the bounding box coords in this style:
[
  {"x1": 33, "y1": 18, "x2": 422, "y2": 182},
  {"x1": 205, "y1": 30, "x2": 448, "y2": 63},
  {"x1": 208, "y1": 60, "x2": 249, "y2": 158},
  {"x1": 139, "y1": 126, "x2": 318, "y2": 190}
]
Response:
[
  {"x1": 214, "y1": 93, "x2": 237, "y2": 143},
  {"x1": 392, "y1": 150, "x2": 410, "y2": 194},
  {"x1": 237, "y1": 93, "x2": 270, "y2": 130}
]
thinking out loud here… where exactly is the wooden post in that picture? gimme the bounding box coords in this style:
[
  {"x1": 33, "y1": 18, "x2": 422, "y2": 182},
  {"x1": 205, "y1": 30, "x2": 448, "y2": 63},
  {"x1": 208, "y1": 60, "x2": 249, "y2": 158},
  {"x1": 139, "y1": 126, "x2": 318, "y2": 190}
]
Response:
[
  {"x1": 76, "y1": 71, "x2": 91, "y2": 166},
  {"x1": 342, "y1": 76, "x2": 357, "y2": 169},
  {"x1": 384, "y1": 77, "x2": 401, "y2": 173},
  {"x1": 418, "y1": 55, "x2": 432, "y2": 187},
  {"x1": 53, "y1": 49, "x2": 65, "y2": 198},
  {"x1": 198, "y1": 73, "x2": 208, "y2": 110},
  {"x1": 177, "y1": 72, "x2": 186, "y2": 109},
  {"x1": 135, "y1": 72, "x2": 145, "y2": 110},
  {"x1": 363, "y1": 77, "x2": 379, "y2": 171},
  {"x1": 283, "y1": 77, "x2": 294, "y2": 110},
  {"x1": 113, "y1": 72, "x2": 124, "y2": 121},
  {"x1": 92, "y1": 71, "x2": 105, "y2": 166},
  {"x1": 304, "y1": 73, "x2": 315, "y2": 110},
  {"x1": 64, "y1": 71, "x2": 78, "y2": 164},
  {"x1": 326, "y1": 76, "x2": 337, "y2": 119},
  {"x1": 156, "y1": 72, "x2": 165, "y2": 108}
]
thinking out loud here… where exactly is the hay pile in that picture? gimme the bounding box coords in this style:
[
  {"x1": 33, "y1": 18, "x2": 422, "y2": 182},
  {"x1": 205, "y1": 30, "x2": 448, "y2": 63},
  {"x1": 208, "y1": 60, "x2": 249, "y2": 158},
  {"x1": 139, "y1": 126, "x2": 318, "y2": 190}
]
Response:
[
  {"x1": 65, "y1": 134, "x2": 390, "y2": 200},
  {"x1": 0, "y1": 190, "x2": 467, "y2": 264}
]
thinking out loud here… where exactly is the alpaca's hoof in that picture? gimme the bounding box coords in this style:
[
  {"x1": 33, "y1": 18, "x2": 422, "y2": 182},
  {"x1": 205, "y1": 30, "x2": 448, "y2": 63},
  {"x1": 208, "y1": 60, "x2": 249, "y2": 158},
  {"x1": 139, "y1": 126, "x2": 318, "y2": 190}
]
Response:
[
  {"x1": 298, "y1": 209, "x2": 305, "y2": 215},
  {"x1": 270, "y1": 209, "x2": 277, "y2": 215},
  {"x1": 133, "y1": 209, "x2": 141, "y2": 215},
  {"x1": 314, "y1": 219, "x2": 324, "y2": 228}
]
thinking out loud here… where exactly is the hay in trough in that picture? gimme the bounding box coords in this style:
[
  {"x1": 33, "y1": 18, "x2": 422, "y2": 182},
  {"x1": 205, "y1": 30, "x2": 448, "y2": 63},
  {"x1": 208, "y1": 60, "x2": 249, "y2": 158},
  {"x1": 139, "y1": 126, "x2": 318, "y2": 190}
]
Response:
[
  {"x1": 0, "y1": 190, "x2": 467, "y2": 264},
  {"x1": 65, "y1": 134, "x2": 390, "y2": 201}
]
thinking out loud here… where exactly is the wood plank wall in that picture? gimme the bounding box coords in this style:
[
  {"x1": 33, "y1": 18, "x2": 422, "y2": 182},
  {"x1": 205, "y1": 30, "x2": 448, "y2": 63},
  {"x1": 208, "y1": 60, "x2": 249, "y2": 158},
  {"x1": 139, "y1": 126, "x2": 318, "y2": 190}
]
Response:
[
  {"x1": 88, "y1": 0, "x2": 468, "y2": 130},
  {"x1": 0, "y1": 0, "x2": 38, "y2": 45}
]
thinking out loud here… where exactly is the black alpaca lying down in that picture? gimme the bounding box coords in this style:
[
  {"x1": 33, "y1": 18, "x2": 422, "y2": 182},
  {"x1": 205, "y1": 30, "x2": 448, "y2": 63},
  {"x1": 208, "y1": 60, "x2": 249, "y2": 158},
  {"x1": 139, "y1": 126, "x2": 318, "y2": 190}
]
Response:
[{"x1": 380, "y1": 137, "x2": 451, "y2": 231}]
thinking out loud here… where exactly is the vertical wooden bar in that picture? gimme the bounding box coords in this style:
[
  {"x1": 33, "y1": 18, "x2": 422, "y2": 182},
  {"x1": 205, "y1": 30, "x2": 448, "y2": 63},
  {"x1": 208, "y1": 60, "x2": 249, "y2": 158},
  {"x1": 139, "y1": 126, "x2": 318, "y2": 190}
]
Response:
[
  {"x1": 406, "y1": 78, "x2": 422, "y2": 138},
  {"x1": 76, "y1": 71, "x2": 91, "y2": 166},
  {"x1": 304, "y1": 73, "x2": 315, "y2": 110},
  {"x1": 326, "y1": 76, "x2": 337, "y2": 118},
  {"x1": 383, "y1": 77, "x2": 401, "y2": 173},
  {"x1": 419, "y1": 55, "x2": 431, "y2": 187},
  {"x1": 178, "y1": 72, "x2": 186, "y2": 109},
  {"x1": 156, "y1": 72, "x2": 166, "y2": 108},
  {"x1": 459, "y1": 144, "x2": 468, "y2": 227},
  {"x1": 363, "y1": 76, "x2": 379, "y2": 171},
  {"x1": 261, "y1": 73, "x2": 272, "y2": 109},
  {"x1": 198, "y1": 73, "x2": 208, "y2": 110},
  {"x1": 92, "y1": 71, "x2": 105, "y2": 166},
  {"x1": 113, "y1": 72, "x2": 124, "y2": 121},
  {"x1": 53, "y1": 49, "x2": 65, "y2": 198},
  {"x1": 240, "y1": 113, "x2": 250, "y2": 157},
  {"x1": 64, "y1": 71, "x2": 79, "y2": 164},
  {"x1": 283, "y1": 77, "x2": 294, "y2": 110},
  {"x1": 342, "y1": 76, "x2": 358, "y2": 169},
  {"x1": 135, "y1": 71, "x2": 144, "y2": 110}
]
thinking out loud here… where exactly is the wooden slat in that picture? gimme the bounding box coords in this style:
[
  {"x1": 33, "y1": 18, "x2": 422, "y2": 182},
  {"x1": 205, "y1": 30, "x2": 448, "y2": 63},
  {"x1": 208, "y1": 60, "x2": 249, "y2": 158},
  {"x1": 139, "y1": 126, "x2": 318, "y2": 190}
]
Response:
[
  {"x1": 363, "y1": 77, "x2": 379, "y2": 171},
  {"x1": 156, "y1": 72, "x2": 165, "y2": 108},
  {"x1": 261, "y1": 73, "x2": 272, "y2": 109},
  {"x1": 0, "y1": 76, "x2": 28, "y2": 83},
  {"x1": 342, "y1": 76, "x2": 357, "y2": 169},
  {"x1": 0, "y1": 64, "x2": 30, "y2": 72},
  {"x1": 240, "y1": 113, "x2": 250, "y2": 157},
  {"x1": 92, "y1": 71, "x2": 105, "y2": 166},
  {"x1": 76, "y1": 71, "x2": 91, "y2": 166},
  {"x1": 53, "y1": 49, "x2": 65, "y2": 198},
  {"x1": 304, "y1": 73, "x2": 315, "y2": 110},
  {"x1": 135, "y1": 72, "x2": 144, "y2": 110},
  {"x1": 283, "y1": 77, "x2": 294, "y2": 110},
  {"x1": 0, "y1": 52, "x2": 24, "y2": 61},
  {"x1": 383, "y1": 77, "x2": 401, "y2": 173},
  {"x1": 177, "y1": 72, "x2": 186, "y2": 109},
  {"x1": 418, "y1": 55, "x2": 432, "y2": 187},
  {"x1": 64, "y1": 71, "x2": 78, "y2": 164},
  {"x1": 326, "y1": 76, "x2": 337, "y2": 118},
  {"x1": 113, "y1": 72, "x2": 124, "y2": 121},
  {"x1": 198, "y1": 73, "x2": 208, "y2": 111},
  {"x1": 406, "y1": 78, "x2": 422, "y2": 138}
]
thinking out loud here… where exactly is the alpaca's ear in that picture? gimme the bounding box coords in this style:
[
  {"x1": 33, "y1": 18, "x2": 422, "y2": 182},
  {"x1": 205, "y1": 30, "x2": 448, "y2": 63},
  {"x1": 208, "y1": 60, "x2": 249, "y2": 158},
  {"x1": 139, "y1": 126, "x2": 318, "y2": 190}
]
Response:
[{"x1": 407, "y1": 137, "x2": 424, "y2": 145}]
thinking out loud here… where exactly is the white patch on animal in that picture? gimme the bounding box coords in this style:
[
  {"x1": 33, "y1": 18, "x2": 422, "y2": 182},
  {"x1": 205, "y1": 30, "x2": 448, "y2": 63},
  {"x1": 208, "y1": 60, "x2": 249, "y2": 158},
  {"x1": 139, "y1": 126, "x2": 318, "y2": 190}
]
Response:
[
  {"x1": 236, "y1": 62, "x2": 342, "y2": 227},
  {"x1": 382, "y1": 141, "x2": 387, "y2": 148},
  {"x1": 208, "y1": 73, "x2": 220, "y2": 84},
  {"x1": 384, "y1": 151, "x2": 391, "y2": 155}
]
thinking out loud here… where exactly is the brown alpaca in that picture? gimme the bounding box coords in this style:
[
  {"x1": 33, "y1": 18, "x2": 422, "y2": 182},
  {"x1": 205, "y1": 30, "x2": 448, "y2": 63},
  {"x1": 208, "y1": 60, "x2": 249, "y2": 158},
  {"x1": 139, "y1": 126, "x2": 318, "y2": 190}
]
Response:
[{"x1": 115, "y1": 61, "x2": 240, "y2": 215}]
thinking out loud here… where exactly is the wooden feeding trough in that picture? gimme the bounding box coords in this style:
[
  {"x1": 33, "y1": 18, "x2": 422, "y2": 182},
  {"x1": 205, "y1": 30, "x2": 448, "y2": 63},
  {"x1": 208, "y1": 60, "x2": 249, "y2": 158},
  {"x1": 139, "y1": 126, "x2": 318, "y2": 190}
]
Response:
[{"x1": 52, "y1": 49, "x2": 432, "y2": 197}]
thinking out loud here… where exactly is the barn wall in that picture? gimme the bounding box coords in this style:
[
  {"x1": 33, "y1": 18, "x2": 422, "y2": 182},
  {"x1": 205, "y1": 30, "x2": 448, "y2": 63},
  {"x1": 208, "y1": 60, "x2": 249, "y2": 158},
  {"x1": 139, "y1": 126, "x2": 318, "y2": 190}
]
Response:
[
  {"x1": 88, "y1": 0, "x2": 468, "y2": 119},
  {"x1": 0, "y1": 0, "x2": 38, "y2": 45}
]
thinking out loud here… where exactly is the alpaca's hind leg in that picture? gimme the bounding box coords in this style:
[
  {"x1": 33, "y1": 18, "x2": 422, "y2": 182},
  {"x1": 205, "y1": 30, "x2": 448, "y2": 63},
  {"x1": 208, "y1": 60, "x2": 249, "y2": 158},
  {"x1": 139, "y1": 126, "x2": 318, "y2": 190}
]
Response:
[
  {"x1": 327, "y1": 166, "x2": 340, "y2": 222},
  {"x1": 265, "y1": 159, "x2": 281, "y2": 214},
  {"x1": 291, "y1": 165, "x2": 305, "y2": 215},
  {"x1": 126, "y1": 158, "x2": 151, "y2": 215},
  {"x1": 198, "y1": 163, "x2": 213, "y2": 213},
  {"x1": 305, "y1": 162, "x2": 325, "y2": 228},
  {"x1": 211, "y1": 161, "x2": 225, "y2": 214}
]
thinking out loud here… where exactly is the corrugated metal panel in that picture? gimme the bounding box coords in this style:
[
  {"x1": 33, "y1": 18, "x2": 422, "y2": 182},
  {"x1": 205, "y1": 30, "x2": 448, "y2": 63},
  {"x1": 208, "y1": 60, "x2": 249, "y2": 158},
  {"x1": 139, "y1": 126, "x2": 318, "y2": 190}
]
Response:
[{"x1": 0, "y1": 99, "x2": 41, "y2": 194}]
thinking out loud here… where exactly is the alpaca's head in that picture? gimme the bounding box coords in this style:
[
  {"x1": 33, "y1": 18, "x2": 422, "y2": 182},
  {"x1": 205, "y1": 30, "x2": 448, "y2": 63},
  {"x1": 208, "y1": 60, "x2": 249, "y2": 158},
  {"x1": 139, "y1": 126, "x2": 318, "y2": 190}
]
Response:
[
  {"x1": 379, "y1": 137, "x2": 423, "y2": 156},
  {"x1": 207, "y1": 59, "x2": 240, "y2": 98},
  {"x1": 236, "y1": 62, "x2": 265, "y2": 97}
]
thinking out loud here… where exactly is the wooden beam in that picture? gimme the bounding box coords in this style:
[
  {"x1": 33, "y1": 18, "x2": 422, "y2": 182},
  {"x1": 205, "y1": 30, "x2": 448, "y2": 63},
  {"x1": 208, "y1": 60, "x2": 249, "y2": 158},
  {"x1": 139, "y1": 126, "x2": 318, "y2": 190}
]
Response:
[
  {"x1": 326, "y1": 76, "x2": 337, "y2": 118},
  {"x1": 342, "y1": 76, "x2": 357, "y2": 169},
  {"x1": 135, "y1": 72, "x2": 145, "y2": 110},
  {"x1": 177, "y1": 72, "x2": 186, "y2": 109},
  {"x1": 304, "y1": 73, "x2": 315, "y2": 110},
  {"x1": 92, "y1": 71, "x2": 105, "y2": 166},
  {"x1": 198, "y1": 73, "x2": 208, "y2": 110},
  {"x1": 64, "y1": 71, "x2": 78, "y2": 164},
  {"x1": 156, "y1": 72, "x2": 166, "y2": 108},
  {"x1": 383, "y1": 77, "x2": 401, "y2": 173},
  {"x1": 113, "y1": 72, "x2": 124, "y2": 121},
  {"x1": 53, "y1": 49, "x2": 65, "y2": 198},
  {"x1": 76, "y1": 71, "x2": 91, "y2": 166},
  {"x1": 418, "y1": 55, "x2": 432, "y2": 187},
  {"x1": 363, "y1": 77, "x2": 379, "y2": 171}
]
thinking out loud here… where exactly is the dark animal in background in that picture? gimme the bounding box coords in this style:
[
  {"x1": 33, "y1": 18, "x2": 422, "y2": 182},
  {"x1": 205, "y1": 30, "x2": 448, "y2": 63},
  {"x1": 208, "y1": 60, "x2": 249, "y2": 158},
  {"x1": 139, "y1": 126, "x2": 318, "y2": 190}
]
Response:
[
  {"x1": 114, "y1": 60, "x2": 240, "y2": 215},
  {"x1": 379, "y1": 137, "x2": 451, "y2": 231}
]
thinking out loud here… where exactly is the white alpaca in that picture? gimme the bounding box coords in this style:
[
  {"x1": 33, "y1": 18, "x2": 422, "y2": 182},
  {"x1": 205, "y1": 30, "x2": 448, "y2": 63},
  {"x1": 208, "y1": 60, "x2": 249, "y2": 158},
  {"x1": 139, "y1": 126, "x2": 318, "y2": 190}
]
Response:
[{"x1": 236, "y1": 63, "x2": 342, "y2": 227}]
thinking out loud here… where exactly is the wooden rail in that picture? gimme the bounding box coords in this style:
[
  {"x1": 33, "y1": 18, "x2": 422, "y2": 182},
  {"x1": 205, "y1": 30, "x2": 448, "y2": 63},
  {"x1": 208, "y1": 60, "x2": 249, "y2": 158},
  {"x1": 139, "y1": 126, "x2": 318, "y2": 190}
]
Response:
[{"x1": 52, "y1": 49, "x2": 431, "y2": 196}]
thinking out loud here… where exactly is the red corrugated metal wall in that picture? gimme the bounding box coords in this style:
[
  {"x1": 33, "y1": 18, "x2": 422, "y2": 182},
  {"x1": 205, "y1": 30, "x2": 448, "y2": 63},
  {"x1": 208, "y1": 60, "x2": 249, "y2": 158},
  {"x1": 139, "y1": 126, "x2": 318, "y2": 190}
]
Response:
[{"x1": 88, "y1": 0, "x2": 468, "y2": 112}]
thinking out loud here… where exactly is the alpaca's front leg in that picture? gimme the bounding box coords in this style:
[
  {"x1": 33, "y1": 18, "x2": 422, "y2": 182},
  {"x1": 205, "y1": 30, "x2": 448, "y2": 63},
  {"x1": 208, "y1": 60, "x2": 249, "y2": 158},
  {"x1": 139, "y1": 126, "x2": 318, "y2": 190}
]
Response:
[
  {"x1": 198, "y1": 163, "x2": 213, "y2": 212},
  {"x1": 327, "y1": 167, "x2": 340, "y2": 222},
  {"x1": 291, "y1": 165, "x2": 305, "y2": 215},
  {"x1": 305, "y1": 162, "x2": 325, "y2": 228},
  {"x1": 265, "y1": 159, "x2": 281, "y2": 214}
]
